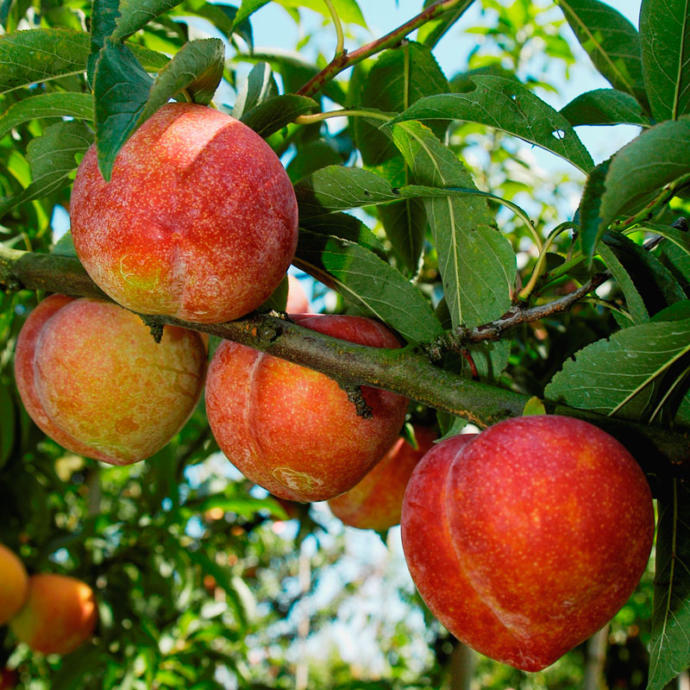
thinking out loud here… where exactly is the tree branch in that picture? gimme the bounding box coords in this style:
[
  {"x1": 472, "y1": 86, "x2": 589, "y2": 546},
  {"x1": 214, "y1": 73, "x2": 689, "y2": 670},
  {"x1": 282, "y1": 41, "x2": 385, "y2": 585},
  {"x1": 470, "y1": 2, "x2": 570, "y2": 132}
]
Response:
[
  {"x1": 0, "y1": 246, "x2": 688, "y2": 485},
  {"x1": 296, "y1": 0, "x2": 474, "y2": 98}
]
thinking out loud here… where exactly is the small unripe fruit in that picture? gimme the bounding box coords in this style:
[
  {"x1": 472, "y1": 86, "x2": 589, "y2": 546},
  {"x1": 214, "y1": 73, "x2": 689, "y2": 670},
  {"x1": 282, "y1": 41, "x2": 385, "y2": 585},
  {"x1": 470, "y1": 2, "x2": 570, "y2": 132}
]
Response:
[
  {"x1": 0, "y1": 544, "x2": 28, "y2": 625},
  {"x1": 11, "y1": 574, "x2": 97, "y2": 655},
  {"x1": 70, "y1": 103, "x2": 298, "y2": 323},
  {"x1": 14, "y1": 295, "x2": 206, "y2": 465},
  {"x1": 402, "y1": 416, "x2": 654, "y2": 671},
  {"x1": 206, "y1": 314, "x2": 408, "y2": 502},
  {"x1": 328, "y1": 426, "x2": 436, "y2": 530}
]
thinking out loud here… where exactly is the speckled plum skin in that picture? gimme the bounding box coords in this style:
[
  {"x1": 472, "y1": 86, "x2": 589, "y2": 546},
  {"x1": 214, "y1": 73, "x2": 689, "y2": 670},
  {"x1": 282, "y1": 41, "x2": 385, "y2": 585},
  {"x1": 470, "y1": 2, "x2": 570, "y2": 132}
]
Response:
[
  {"x1": 70, "y1": 103, "x2": 298, "y2": 323},
  {"x1": 0, "y1": 544, "x2": 28, "y2": 625},
  {"x1": 14, "y1": 295, "x2": 207, "y2": 466},
  {"x1": 401, "y1": 416, "x2": 654, "y2": 672},
  {"x1": 10, "y1": 574, "x2": 97, "y2": 655},
  {"x1": 328, "y1": 426, "x2": 436, "y2": 530},
  {"x1": 205, "y1": 314, "x2": 409, "y2": 502}
]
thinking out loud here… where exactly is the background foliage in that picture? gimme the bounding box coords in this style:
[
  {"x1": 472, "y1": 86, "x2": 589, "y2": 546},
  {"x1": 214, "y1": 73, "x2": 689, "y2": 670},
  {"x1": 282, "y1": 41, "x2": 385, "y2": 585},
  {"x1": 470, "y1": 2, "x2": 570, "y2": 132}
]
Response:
[{"x1": 0, "y1": 0, "x2": 689, "y2": 688}]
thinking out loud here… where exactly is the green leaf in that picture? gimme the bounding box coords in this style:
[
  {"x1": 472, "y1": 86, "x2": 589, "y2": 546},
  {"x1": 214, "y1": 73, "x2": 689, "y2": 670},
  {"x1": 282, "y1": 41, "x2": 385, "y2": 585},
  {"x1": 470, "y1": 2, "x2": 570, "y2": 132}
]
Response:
[
  {"x1": 94, "y1": 39, "x2": 225, "y2": 179},
  {"x1": 652, "y1": 223, "x2": 690, "y2": 292},
  {"x1": 299, "y1": 212, "x2": 385, "y2": 256},
  {"x1": 597, "y1": 117, "x2": 690, "y2": 244},
  {"x1": 240, "y1": 94, "x2": 317, "y2": 138},
  {"x1": 277, "y1": 0, "x2": 366, "y2": 27},
  {"x1": 186, "y1": 549, "x2": 247, "y2": 627},
  {"x1": 640, "y1": 0, "x2": 690, "y2": 122},
  {"x1": 648, "y1": 480, "x2": 690, "y2": 690},
  {"x1": 286, "y1": 139, "x2": 344, "y2": 183},
  {"x1": 392, "y1": 121, "x2": 516, "y2": 329},
  {"x1": 374, "y1": 155, "x2": 427, "y2": 276},
  {"x1": 93, "y1": 42, "x2": 153, "y2": 180},
  {"x1": 349, "y1": 41, "x2": 449, "y2": 166},
  {"x1": 0, "y1": 92, "x2": 93, "y2": 140},
  {"x1": 111, "y1": 0, "x2": 186, "y2": 42},
  {"x1": 578, "y1": 158, "x2": 611, "y2": 258},
  {"x1": 0, "y1": 28, "x2": 89, "y2": 94},
  {"x1": 386, "y1": 75, "x2": 594, "y2": 173},
  {"x1": 259, "y1": 274, "x2": 288, "y2": 312},
  {"x1": 232, "y1": 62, "x2": 278, "y2": 120},
  {"x1": 183, "y1": 494, "x2": 283, "y2": 518},
  {"x1": 232, "y1": 0, "x2": 271, "y2": 29},
  {"x1": 522, "y1": 396, "x2": 547, "y2": 416},
  {"x1": 0, "y1": 382, "x2": 14, "y2": 468},
  {"x1": 417, "y1": 0, "x2": 474, "y2": 48},
  {"x1": 604, "y1": 233, "x2": 688, "y2": 314},
  {"x1": 296, "y1": 230, "x2": 444, "y2": 344},
  {"x1": 151, "y1": 37, "x2": 225, "y2": 106},
  {"x1": 597, "y1": 242, "x2": 649, "y2": 324},
  {"x1": 295, "y1": 165, "x2": 400, "y2": 218},
  {"x1": 557, "y1": 0, "x2": 647, "y2": 107},
  {"x1": 249, "y1": 49, "x2": 348, "y2": 105},
  {"x1": 560, "y1": 88, "x2": 648, "y2": 127},
  {"x1": 89, "y1": 0, "x2": 120, "y2": 82},
  {"x1": 0, "y1": 120, "x2": 93, "y2": 216},
  {"x1": 545, "y1": 318, "x2": 690, "y2": 418}
]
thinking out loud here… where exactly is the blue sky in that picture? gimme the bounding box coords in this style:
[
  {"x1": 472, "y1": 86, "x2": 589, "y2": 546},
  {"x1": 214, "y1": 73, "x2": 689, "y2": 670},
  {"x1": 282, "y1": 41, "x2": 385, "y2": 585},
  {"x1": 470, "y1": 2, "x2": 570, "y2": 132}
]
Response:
[{"x1": 248, "y1": 0, "x2": 643, "y2": 165}]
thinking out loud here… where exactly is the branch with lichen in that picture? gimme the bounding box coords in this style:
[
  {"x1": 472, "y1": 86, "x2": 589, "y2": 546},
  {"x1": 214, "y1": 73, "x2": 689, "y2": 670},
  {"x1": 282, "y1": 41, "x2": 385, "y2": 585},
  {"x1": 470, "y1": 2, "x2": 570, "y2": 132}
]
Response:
[{"x1": 0, "y1": 245, "x2": 688, "y2": 483}]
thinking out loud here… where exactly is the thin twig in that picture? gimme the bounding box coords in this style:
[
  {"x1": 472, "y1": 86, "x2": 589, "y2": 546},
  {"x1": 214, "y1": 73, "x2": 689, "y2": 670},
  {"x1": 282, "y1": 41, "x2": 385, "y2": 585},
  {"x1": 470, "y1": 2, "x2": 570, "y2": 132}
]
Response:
[{"x1": 449, "y1": 274, "x2": 608, "y2": 347}]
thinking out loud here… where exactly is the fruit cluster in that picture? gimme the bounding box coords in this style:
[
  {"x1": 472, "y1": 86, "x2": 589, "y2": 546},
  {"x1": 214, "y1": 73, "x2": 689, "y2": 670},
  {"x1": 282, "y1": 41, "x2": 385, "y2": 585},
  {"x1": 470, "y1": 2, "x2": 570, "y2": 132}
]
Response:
[
  {"x1": 12, "y1": 103, "x2": 655, "y2": 672},
  {"x1": 0, "y1": 543, "x2": 97, "y2": 663}
]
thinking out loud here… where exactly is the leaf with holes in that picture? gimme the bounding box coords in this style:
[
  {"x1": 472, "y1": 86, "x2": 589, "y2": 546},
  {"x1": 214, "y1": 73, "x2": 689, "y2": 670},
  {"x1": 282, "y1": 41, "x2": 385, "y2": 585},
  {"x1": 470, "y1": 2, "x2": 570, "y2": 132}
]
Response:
[
  {"x1": 385, "y1": 74, "x2": 594, "y2": 173},
  {"x1": 557, "y1": 0, "x2": 647, "y2": 108},
  {"x1": 647, "y1": 480, "x2": 690, "y2": 690},
  {"x1": 545, "y1": 318, "x2": 690, "y2": 419},
  {"x1": 640, "y1": 0, "x2": 690, "y2": 122},
  {"x1": 392, "y1": 121, "x2": 516, "y2": 329}
]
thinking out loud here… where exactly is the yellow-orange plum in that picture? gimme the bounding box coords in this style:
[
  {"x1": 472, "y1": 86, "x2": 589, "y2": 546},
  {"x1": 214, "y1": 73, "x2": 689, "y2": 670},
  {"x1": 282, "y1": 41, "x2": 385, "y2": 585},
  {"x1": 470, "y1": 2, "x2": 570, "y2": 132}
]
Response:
[
  {"x1": 401, "y1": 416, "x2": 654, "y2": 671},
  {"x1": 205, "y1": 314, "x2": 408, "y2": 502},
  {"x1": 10, "y1": 574, "x2": 97, "y2": 655},
  {"x1": 328, "y1": 426, "x2": 436, "y2": 530},
  {"x1": 14, "y1": 295, "x2": 206, "y2": 465},
  {"x1": 70, "y1": 103, "x2": 298, "y2": 323},
  {"x1": 0, "y1": 544, "x2": 28, "y2": 625}
]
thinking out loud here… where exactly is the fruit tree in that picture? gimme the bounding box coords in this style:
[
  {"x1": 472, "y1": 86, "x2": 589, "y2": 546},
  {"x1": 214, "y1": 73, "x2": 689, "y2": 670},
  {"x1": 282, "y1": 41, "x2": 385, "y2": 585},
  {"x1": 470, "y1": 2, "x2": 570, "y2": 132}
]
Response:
[{"x1": 0, "y1": 0, "x2": 688, "y2": 688}]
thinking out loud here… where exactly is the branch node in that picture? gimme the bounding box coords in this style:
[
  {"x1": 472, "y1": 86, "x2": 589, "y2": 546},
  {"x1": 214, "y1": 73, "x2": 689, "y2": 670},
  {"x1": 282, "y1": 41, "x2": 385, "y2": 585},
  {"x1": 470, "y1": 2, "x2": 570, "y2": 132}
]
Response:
[
  {"x1": 139, "y1": 315, "x2": 164, "y2": 344},
  {"x1": 343, "y1": 383, "x2": 373, "y2": 419}
]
